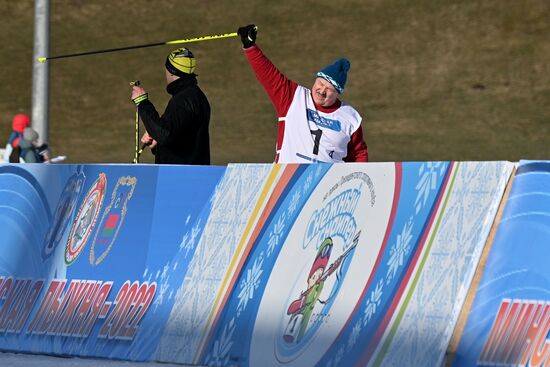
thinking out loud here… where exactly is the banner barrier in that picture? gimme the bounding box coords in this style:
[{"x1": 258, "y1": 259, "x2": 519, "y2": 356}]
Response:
[
  {"x1": 454, "y1": 160, "x2": 550, "y2": 366},
  {"x1": 0, "y1": 162, "x2": 513, "y2": 365},
  {"x1": 0, "y1": 163, "x2": 224, "y2": 360}
]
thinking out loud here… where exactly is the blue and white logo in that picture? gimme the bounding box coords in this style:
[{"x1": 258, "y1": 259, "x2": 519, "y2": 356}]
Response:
[
  {"x1": 307, "y1": 109, "x2": 341, "y2": 132},
  {"x1": 249, "y1": 166, "x2": 391, "y2": 366}
]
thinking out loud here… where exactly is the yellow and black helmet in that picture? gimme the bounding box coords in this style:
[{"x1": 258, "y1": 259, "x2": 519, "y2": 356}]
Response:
[{"x1": 165, "y1": 47, "x2": 196, "y2": 76}]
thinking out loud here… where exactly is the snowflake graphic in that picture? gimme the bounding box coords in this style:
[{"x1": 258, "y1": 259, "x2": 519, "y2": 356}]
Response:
[
  {"x1": 288, "y1": 190, "x2": 301, "y2": 215},
  {"x1": 315, "y1": 164, "x2": 324, "y2": 178},
  {"x1": 267, "y1": 214, "x2": 286, "y2": 256},
  {"x1": 188, "y1": 221, "x2": 201, "y2": 247},
  {"x1": 437, "y1": 162, "x2": 447, "y2": 176},
  {"x1": 267, "y1": 234, "x2": 278, "y2": 258},
  {"x1": 347, "y1": 321, "x2": 362, "y2": 352},
  {"x1": 179, "y1": 232, "x2": 189, "y2": 251},
  {"x1": 205, "y1": 318, "x2": 236, "y2": 366},
  {"x1": 153, "y1": 281, "x2": 169, "y2": 310},
  {"x1": 236, "y1": 257, "x2": 264, "y2": 316},
  {"x1": 179, "y1": 220, "x2": 203, "y2": 256},
  {"x1": 160, "y1": 264, "x2": 169, "y2": 280},
  {"x1": 334, "y1": 346, "x2": 345, "y2": 366},
  {"x1": 415, "y1": 162, "x2": 443, "y2": 214},
  {"x1": 386, "y1": 218, "x2": 414, "y2": 284},
  {"x1": 363, "y1": 279, "x2": 384, "y2": 326},
  {"x1": 209, "y1": 181, "x2": 225, "y2": 207},
  {"x1": 303, "y1": 173, "x2": 314, "y2": 192}
]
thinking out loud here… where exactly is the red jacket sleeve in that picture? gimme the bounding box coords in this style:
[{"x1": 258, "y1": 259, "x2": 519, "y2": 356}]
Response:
[
  {"x1": 244, "y1": 45, "x2": 298, "y2": 117},
  {"x1": 344, "y1": 126, "x2": 369, "y2": 162}
]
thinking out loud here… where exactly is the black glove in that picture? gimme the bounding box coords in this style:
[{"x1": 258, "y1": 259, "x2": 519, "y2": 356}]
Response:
[{"x1": 237, "y1": 24, "x2": 257, "y2": 48}]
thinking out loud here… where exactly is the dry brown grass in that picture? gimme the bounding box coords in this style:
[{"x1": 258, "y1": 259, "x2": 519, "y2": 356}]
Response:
[{"x1": 1, "y1": 0, "x2": 549, "y2": 164}]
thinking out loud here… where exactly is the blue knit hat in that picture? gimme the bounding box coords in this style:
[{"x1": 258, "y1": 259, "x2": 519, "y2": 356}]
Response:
[{"x1": 316, "y1": 58, "x2": 351, "y2": 94}]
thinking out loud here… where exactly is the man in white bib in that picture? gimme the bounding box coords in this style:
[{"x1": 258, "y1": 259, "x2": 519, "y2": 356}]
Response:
[{"x1": 237, "y1": 24, "x2": 368, "y2": 164}]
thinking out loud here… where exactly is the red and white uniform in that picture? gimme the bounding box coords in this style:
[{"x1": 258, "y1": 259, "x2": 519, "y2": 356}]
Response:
[{"x1": 244, "y1": 45, "x2": 368, "y2": 163}]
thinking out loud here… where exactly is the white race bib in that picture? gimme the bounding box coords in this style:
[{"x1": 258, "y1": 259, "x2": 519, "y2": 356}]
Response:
[{"x1": 278, "y1": 86, "x2": 362, "y2": 163}]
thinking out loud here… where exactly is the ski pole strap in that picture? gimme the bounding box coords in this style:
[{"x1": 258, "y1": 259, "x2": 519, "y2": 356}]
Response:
[{"x1": 132, "y1": 93, "x2": 149, "y2": 105}]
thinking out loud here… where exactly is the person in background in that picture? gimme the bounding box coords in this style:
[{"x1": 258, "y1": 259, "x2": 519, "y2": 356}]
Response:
[
  {"x1": 237, "y1": 24, "x2": 368, "y2": 164},
  {"x1": 17, "y1": 127, "x2": 50, "y2": 163},
  {"x1": 130, "y1": 47, "x2": 211, "y2": 165},
  {"x1": 3, "y1": 113, "x2": 31, "y2": 162}
]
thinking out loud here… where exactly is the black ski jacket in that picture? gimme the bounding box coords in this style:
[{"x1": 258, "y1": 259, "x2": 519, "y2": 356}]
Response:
[{"x1": 138, "y1": 74, "x2": 210, "y2": 164}]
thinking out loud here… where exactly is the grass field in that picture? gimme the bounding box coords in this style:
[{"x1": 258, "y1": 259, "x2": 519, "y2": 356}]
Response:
[{"x1": 1, "y1": 1, "x2": 548, "y2": 164}]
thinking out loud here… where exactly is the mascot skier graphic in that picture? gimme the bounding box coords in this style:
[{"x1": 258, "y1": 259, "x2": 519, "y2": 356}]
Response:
[{"x1": 283, "y1": 231, "x2": 360, "y2": 343}]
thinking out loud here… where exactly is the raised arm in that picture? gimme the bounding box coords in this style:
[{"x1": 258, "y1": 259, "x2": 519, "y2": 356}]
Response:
[{"x1": 238, "y1": 25, "x2": 298, "y2": 116}]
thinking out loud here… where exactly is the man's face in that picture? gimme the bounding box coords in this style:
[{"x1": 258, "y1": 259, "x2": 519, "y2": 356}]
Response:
[
  {"x1": 312, "y1": 78, "x2": 339, "y2": 107},
  {"x1": 165, "y1": 69, "x2": 178, "y2": 84}
]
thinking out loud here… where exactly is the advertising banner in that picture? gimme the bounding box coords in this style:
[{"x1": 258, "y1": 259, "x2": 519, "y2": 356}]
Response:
[
  {"x1": 0, "y1": 162, "x2": 513, "y2": 365},
  {"x1": 154, "y1": 162, "x2": 512, "y2": 366},
  {"x1": 0, "y1": 163, "x2": 224, "y2": 360},
  {"x1": 454, "y1": 161, "x2": 550, "y2": 366}
]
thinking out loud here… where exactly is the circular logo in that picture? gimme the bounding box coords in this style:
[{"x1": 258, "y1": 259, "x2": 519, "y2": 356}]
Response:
[
  {"x1": 250, "y1": 165, "x2": 395, "y2": 366},
  {"x1": 42, "y1": 172, "x2": 85, "y2": 259},
  {"x1": 65, "y1": 173, "x2": 106, "y2": 265}
]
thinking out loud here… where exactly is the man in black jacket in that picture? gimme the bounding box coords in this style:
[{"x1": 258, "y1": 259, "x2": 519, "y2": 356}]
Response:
[{"x1": 131, "y1": 48, "x2": 211, "y2": 164}]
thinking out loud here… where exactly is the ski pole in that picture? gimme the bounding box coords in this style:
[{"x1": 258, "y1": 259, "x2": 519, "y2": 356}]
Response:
[
  {"x1": 135, "y1": 143, "x2": 148, "y2": 162},
  {"x1": 38, "y1": 32, "x2": 238, "y2": 62},
  {"x1": 132, "y1": 106, "x2": 141, "y2": 164},
  {"x1": 131, "y1": 80, "x2": 142, "y2": 164}
]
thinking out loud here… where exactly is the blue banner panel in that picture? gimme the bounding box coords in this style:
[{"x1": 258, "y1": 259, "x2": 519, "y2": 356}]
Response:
[
  {"x1": 454, "y1": 160, "x2": 550, "y2": 366},
  {"x1": 0, "y1": 162, "x2": 513, "y2": 365},
  {"x1": 152, "y1": 162, "x2": 511, "y2": 367},
  {"x1": 0, "y1": 163, "x2": 224, "y2": 360}
]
